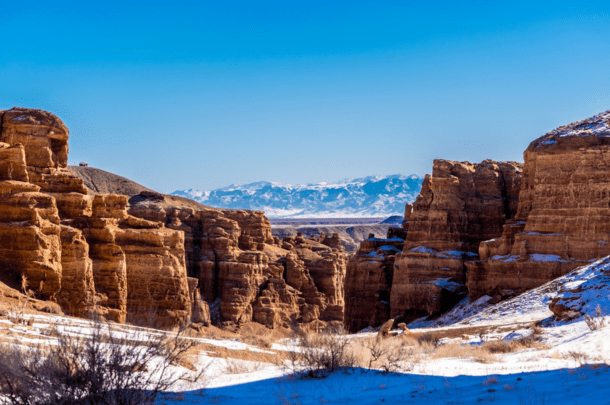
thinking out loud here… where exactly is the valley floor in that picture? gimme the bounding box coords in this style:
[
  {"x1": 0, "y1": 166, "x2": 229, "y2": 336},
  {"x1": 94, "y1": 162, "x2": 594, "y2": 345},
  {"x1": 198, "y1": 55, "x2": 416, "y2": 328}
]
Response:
[{"x1": 2, "y1": 270, "x2": 610, "y2": 404}]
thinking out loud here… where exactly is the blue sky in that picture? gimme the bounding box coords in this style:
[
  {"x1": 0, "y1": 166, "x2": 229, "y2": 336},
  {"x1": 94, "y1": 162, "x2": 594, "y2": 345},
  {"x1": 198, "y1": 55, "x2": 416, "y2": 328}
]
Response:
[{"x1": 1, "y1": 1, "x2": 610, "y2": 193}]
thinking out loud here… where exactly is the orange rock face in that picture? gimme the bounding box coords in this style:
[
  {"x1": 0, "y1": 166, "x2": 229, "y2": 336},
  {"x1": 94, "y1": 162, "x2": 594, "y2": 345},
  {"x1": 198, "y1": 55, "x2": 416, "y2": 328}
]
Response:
[
  {"x1": 390, "y1": 159, "x2": 522, "y2": 321},
  {"x1": 473, "y1": 110, "x2": 610, "y2": 299},
  {"x1": 128, "y1": 196, "x2": 349, "y2": 329},
  {"x1": 344, "y1": 235, "x2": 404, "y2": 332},
  {"x1": 0, "y1": 139, "x2": 63, "y2": 299},
  {"x1": 0, "y1": 108, "x2": 191, "y2": 329}
]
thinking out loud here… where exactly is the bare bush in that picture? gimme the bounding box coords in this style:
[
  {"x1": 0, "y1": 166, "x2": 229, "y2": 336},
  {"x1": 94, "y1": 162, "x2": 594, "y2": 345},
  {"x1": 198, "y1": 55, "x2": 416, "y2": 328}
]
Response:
[
  {"x1": 222, "y1": 358, "x2": 264, "y2": 374},
  {"x1": 417, "y1": 332, "x2": 441, "y2": 348},
  {"x1": 585, "y1": 305, "x2": 606, "y2": 331},
  {"x1": 0, "y1": 318, "x2": 206, "y2": 405},
  {"x1": 286, "y1": 325, "x2": 357, "y2": 379},
  {"x1": 348, "y1": 336, "x2": 420, "y2": 374},
  {"x1": 6, "y1": 276, "x2": 36, "y2": 326}
]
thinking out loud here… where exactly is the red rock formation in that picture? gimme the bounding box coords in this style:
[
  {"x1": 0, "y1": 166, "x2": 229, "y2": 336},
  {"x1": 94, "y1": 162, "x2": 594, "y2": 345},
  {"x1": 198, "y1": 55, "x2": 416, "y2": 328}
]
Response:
[
  {"x1": 128, "y1": 196, "x2": 349, "y2": 329},
  {"x1": 0, "y1": 108, "x2": 192, "y2": 329},
  {"x1": 56, "y1": 225, "x2": 96, "y2": 318},
  {"x1": 0, "y1": 141, "x2": 62, "y2": 299},
  {"x1": 187, "y1": 277, "x2": 211, "y2": 326},
  {"x1": 344, "y1": 236, "x2": 404, "y2": 332},
  {"x1": 473, "y1": 110, "x2": 610, "y2": 299},
  {"x1": 390, "y1": 159, "x2": 522, "y2": 321}
]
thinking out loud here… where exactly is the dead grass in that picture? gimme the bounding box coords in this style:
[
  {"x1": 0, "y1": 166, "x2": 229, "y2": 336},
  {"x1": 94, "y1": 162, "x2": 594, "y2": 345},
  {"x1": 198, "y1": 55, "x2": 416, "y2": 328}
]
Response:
[
  {"x1": 430, "y1": 342, "x2": 494, "y2": 363},
  {"x1": 222, "y1": 358, "x2": 265, "y2": 374}
]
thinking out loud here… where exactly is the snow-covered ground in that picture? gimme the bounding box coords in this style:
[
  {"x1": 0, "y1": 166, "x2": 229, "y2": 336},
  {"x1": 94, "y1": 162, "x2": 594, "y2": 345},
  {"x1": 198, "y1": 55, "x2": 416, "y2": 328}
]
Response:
[{"x1": 3, "y1": 258, "x2": 610, "y2": 404}]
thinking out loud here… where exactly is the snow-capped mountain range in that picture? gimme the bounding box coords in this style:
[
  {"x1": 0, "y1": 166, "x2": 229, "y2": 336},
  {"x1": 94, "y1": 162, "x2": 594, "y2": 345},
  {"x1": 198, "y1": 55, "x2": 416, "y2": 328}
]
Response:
[{"x1": 171, "y1": 174, "x2": 423, "y2": 218}]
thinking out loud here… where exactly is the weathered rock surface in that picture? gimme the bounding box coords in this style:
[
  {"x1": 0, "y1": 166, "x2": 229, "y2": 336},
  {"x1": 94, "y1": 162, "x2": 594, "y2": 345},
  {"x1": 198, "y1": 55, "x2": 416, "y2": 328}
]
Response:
[
  {"x1": 0, "y1": 108, "x2": 192, "y2": 329},
  {"x1": 128, "y1": 195, "x2": 349, "y2": 329},
  {"x1": 187, "y1": 277, "x2": 211, "y2": 326},
  {"x1": 390, "y1": 159, "x2": 522, "y2": 322},
  {"x1": 475, "y1": 110, "x2": 610, "y2": 299},
  {"x1": 548, "y1": 256, "x2": 610, "y2": 320},
  {"x1": 344, "y1": 235, "x2": 404, "y2": 332},
  {"x1": 0, "y1": 140, "x2": 63, "y2": 299},
  {"x1": 57, "y1": 225, "x2": 96, "y2": 318}
]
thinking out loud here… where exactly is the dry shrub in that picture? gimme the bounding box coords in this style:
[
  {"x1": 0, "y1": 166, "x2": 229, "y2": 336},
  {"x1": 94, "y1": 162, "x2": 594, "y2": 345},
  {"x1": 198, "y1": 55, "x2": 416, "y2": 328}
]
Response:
[
  {"x1": 222, "y1": 358, "x2": 264, "y2": 374},
  {"x1": 563, "y1": 350, "x2": 593, "y2": 367},
  {"x1": 585, "y1": 305, "x2": 606, "y2": 331},
  {"x1": 364, "y1": 338, "x2": 416, "y2": 373},
  {"x1": 237, "y1": 333, "x2": 274, "y2": 349},
  {"x1": 0, "y1": 319, "x2": 207, "y2": 405},
  {"x1": 347, "y1": 335, "x2": 423, "y2": 374},
  {"x1": 430, "y1": 323, "x2": 547, "y2": 364},
  {"x1": 415, "y1": 331, "x2": 442, "y2": 348},
  {"x1": 286, "y1": 325, "x2": 357, "y2": 379}
]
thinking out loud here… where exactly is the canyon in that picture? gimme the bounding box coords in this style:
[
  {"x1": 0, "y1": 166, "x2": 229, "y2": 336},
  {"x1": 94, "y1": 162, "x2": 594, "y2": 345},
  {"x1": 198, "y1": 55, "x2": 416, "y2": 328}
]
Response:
[
  {"x1": 344, "y1": 109, "x2": 610, "y2": 330},
  {"x1": 1, "y1": 106, "x2": 610, "y2": 333}
]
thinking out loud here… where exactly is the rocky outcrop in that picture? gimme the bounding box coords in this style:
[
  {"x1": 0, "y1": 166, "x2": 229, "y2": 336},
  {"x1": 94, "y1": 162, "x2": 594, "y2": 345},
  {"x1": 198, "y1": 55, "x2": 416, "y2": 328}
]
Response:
[
  {"x1": 0, "y1": 141, "x2": 63, "y2": 299},
  {"x1": 344, "y1": 235, "x2": 404, "y2": 332},
  {"x1": 390, "y1": 159, "x2": 522, "y2": 322},
  {"x1": 128, "y1": 195, "x2": 349, "y2": 329},
  {"x1": 0, "y1": 108, "x2": 192, "y2": 329},
  {"x1": 187, "y1": 277, "x2": 211, "y2": 326},
  {"x1": 548, "y1": 256, "x2": 610, "y2": 320},
  {"x1": 474, "y1": 111, "x2": 610, "y2": 299},
  {"x1": 56, "y1": 225, "x2": 96, "y2": 318},
  {"x1": 283, "y1": 234, "x2": 347, "y2": 321}
]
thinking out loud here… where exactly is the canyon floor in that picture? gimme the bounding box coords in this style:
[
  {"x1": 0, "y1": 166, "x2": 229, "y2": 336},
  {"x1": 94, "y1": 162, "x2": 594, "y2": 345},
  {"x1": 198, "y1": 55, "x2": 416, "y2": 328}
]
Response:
[
  {"x1": 270, "y1": 217, "x2": 401, "y2": 253},
  {"x1": 2, "y1": 260, "x2": 609, "y2": 405}
]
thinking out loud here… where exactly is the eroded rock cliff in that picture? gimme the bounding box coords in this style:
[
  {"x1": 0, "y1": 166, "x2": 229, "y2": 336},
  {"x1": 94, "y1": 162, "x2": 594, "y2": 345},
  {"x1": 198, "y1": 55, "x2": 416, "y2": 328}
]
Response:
[
  {"x1": 0, "y1": 108, "x2": 192, "y2": 329},
  {"x1": 473, "y1": 111, "x2": 610, "y2": 300},
  {"x1": 344, "y1": 234, "x2": 404, "y2": 332},
  {"x1": 390, "y1": 159, "x2": 522, "y2": 322},
  {"x1": 128, "y1": 193, "x2": 350, "y2": 329}
]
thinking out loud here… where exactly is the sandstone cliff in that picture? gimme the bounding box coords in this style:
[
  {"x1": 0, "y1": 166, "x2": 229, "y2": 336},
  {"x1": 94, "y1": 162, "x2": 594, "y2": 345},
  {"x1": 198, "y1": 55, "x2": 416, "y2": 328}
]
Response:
[
  {"x1": 127, "y1": 192, "x2": 350, "y2": 329},
  {"x1": 390, "y1": 159, "x2": 522, "y2": 322},
  {"x1": 473, "y1": 110, "x2": 610, "y2": 300},
  {"x1": 344, "y1": 234, "x2": 404, "y2": 332},
  {"x1": 0, "y1": 108, "x2": 192, "y2": 329}
]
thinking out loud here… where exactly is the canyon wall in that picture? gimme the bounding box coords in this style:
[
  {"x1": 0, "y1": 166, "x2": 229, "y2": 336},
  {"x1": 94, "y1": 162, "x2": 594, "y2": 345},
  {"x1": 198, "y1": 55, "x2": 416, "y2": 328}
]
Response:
[
  {"x1": 471, "y1": 110, "x2": 610, "y2": 300},
  {"x1": 388, "y1": 159, "x2": 522, "y2": 322},
  {"x1": 128, "y1": 194, "x2": 350, "y2": 329},
  {"x1": 0, "y1": 108, "x2": 193, "y2": 329},
  {"x1": 344, "y1": 234, "x2": 404, "y2": 332}
]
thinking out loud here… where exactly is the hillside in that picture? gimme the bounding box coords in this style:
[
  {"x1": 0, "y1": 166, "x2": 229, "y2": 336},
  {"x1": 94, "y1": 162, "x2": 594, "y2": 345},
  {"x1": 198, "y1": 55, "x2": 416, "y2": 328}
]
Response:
[{"x1": 172, "y1": 174, "x2": 423, "y2": 218}]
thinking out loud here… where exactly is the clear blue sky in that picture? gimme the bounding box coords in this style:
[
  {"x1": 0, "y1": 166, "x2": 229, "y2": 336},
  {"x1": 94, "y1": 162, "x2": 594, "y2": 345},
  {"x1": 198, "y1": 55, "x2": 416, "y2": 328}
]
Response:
[{"x1": 1, "y1": 1, "x2": 610, "y2": 193}]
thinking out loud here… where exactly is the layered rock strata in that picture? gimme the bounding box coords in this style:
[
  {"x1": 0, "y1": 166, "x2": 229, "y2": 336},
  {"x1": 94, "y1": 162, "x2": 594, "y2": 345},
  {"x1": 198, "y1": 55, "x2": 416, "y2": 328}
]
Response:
[
  {"x1": 473, "y1": 111, "x2": 610, "y2": 299},
  {"x1": 0, "y1": 108, "x2": 192, "y2": 329},
  {"x1": 127, "y1": 195, "x2": 349, "y2": 329},
  {"x1": 390, "y1": 159, "x2": 522, "y2": 321},
  {"x1": 344, "y1": 235, "x2": 404, "y2": 332}
]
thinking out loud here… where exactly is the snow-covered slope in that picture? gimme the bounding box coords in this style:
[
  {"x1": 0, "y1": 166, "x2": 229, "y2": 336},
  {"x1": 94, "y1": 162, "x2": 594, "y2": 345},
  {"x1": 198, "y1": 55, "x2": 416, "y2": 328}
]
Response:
[{"x1": 171, "y1": 174, "x2": 423, "y2": 218}]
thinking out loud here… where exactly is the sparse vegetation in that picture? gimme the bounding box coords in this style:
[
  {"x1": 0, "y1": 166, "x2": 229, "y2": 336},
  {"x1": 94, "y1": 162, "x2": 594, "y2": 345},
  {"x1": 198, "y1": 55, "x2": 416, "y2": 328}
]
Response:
[
  {"x1": 585, "y1": 305, "x2": 606, "y2": 331},
  {"x1": 286, "y1": 325, "x2": 358, "y2": 378},
  {"x1": 0, "y1": 318, "x2": 207, "y2": 405},
  {"x1": 222, "y1": 358, "x2": 264, "y2": 374}
]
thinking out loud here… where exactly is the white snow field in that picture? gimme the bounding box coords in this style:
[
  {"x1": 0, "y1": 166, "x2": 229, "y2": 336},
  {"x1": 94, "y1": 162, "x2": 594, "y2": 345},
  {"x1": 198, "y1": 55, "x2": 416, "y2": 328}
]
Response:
[{"x1": 2, "y1": 257, "x2": 610, "y2": 404}]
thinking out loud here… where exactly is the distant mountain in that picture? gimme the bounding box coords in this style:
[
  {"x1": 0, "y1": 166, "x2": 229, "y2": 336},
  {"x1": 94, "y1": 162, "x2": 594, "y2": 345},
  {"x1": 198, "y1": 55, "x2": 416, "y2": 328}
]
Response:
[{"x1": 171, "y1": 174, "x2": 423, "y2": 218}]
